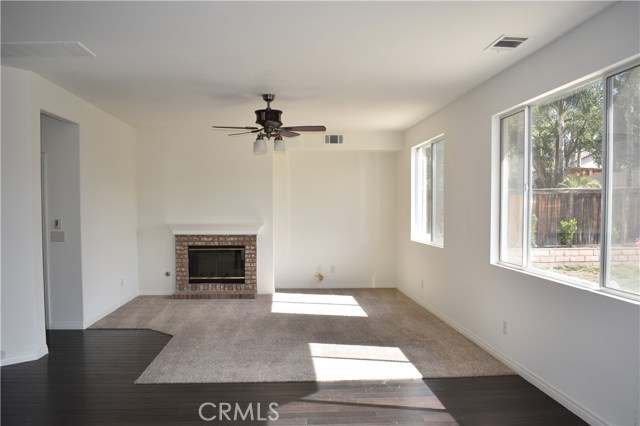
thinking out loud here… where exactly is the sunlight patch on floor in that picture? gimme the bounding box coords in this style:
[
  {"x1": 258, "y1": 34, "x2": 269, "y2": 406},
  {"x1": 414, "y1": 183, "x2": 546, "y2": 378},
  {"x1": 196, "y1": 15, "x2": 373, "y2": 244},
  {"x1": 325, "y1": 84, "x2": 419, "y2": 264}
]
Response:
[
  {"x1": 273, "y1": 292, "x2": 360, "y2": 305},
  {"x1": 308, "y1": 343, "x2": 423, "y2": 381},
  {"x1": 271, "y1": 293, "x2": 367, "y2": 317}
]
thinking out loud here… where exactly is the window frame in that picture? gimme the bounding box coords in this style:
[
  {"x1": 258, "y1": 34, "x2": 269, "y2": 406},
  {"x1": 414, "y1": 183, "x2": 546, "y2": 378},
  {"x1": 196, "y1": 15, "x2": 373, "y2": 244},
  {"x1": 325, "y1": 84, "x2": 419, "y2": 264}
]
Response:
[
  {"x1": 495, "y1": 59, "x2": 640, "y2": 303},
  {"x1": 601, "y1": 60, "x2": 640, "y2": 301},
  {"x1": 411, "y1": 134, "x2": 445, "y2": 247}
]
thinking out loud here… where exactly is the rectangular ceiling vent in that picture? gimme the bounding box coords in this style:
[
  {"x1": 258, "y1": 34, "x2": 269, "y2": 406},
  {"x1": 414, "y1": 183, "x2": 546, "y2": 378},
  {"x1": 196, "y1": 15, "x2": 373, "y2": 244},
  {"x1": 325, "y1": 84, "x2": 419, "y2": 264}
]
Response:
[
  {"x1": 325, "y1": 134, "x2": 344, "y2": 145},
  {"x1": 485, "y1": 35, "x2": 529, "y2": 52},
  {"x1": 1, "y1": 42, "x2": 96, "y2": 57}
]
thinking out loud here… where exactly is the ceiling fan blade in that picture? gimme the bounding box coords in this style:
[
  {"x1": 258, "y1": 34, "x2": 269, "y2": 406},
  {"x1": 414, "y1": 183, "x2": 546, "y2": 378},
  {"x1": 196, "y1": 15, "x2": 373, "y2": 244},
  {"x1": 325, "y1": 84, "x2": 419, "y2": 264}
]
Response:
[
  {"x1": 279, "y1": 130, "x2": 300, "y2": 138},
  {"x1": 282, "y1": 125, "x2": 327, "y2": 132},
  {"x1": 212, "y1": 126, "x2": 259, "y2": 130},
  {"x1": 228, "y1": 129, "x2": 262, "y2": 136}
]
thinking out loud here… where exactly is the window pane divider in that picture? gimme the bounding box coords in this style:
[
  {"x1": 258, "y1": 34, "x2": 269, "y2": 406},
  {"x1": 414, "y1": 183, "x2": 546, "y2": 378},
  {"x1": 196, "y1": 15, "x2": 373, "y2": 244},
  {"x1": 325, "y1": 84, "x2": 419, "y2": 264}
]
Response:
[
  {"x1": 601, "y1": 75, "x2": 612, "y2": 292},
  {"x1": 523, "y1": 106, "x2": 531, "y2": 268},
  {"x1": 431, "y1": 143, "x2": 436, "y2": 239}
]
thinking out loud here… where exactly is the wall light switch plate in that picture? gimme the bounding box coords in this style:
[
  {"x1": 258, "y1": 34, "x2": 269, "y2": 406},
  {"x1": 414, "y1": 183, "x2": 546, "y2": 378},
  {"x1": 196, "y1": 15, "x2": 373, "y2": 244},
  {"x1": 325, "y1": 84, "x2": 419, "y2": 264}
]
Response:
[{"x1": 50, "y1": 230, "x2": 65, "y2": 242}]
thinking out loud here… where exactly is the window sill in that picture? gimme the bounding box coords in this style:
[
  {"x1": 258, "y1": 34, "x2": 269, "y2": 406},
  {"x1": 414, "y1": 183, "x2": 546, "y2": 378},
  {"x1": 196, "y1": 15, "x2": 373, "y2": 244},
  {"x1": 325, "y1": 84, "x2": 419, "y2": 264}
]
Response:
[
  {"x1": 493, "y1": 262, "x2": 640, "y2": 305},
  {"x1": 411, "y1": 235, "x2": 443, "y2": 248}
]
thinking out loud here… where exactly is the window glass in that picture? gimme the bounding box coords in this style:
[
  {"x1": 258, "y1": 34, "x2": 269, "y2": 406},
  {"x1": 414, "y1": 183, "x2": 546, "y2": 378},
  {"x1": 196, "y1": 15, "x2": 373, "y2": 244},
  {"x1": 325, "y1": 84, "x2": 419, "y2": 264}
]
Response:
[
  {"x1": 433, "y1": 140, "x2": 445, "y2": 245},
  {"x1": 530, "y1": 80, "x2": 603, "y2": 286},
  {"x1": 607, "y1": 65, "x2": 640, "y2": 295},
  {"x1": 500, "y1": 111, "x2": 526, "y2": 266},
  {"x1": 423, "y1": 144, "x2": 433, "y2": 239}
]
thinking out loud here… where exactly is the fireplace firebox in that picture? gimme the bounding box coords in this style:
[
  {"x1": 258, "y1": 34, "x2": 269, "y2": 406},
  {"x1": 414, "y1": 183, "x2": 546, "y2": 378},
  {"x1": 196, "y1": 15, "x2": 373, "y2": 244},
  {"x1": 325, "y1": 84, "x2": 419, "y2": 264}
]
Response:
[
  {"x1": 188, "y1": 246, "x2": 245, "y2": 284},
  {"x1": 173, "y1": 233, "x2": 257, "y2": 299}
]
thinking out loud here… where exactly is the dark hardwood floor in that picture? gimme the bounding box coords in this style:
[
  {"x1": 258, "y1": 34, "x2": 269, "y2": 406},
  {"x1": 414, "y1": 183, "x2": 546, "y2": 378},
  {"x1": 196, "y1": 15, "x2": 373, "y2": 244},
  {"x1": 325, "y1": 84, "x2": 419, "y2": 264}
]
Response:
[{"x1": 1, "y1": 330, "x2": 587, "y2": 426}]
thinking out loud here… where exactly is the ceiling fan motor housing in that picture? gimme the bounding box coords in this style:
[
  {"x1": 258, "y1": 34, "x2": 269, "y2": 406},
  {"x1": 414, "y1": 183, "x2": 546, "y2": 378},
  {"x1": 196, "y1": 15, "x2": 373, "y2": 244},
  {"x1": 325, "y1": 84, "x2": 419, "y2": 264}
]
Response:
[{"x1": 255, "y1": 109, "x2": 282, "y2": 128}]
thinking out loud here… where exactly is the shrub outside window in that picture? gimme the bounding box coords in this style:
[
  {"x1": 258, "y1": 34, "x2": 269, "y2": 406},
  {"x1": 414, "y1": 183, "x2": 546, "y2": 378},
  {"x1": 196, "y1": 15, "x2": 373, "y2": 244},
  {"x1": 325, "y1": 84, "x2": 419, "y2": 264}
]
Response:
[
  {"x1": 412, "y1": 136, "x2": 444, "y2": 246},
  {"x1": 498, "y1": 62, "x2": 639, "y2": 299}
]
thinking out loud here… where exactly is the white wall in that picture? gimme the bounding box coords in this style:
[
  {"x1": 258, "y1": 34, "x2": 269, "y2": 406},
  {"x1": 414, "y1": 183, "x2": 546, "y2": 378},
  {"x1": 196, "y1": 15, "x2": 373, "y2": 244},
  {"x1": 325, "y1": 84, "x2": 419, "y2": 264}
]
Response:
[
  {"x1": 1, "y1": 67, "x2": 48, "y2": 365},
  {"x1": 136, "y1": 127, "x2": 274, "y2": 295},
  {"x1": 1, "y1": 67, "x2": 139, "y2": 365},
  {"x1": 274, "y1": 147, "x2": 397, "y2": 288},
  {"x1": 41, "y1": 114, "x2": 83, "y2": 329},
  {"x1": 396, "y1": 3, "x2": 640, "y2": 426}
]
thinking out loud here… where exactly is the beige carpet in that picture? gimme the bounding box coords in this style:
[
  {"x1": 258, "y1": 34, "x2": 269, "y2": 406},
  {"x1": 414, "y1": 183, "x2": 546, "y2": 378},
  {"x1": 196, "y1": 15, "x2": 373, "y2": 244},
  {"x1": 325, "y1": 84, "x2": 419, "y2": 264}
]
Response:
[{"x1": 91, "y1": 289, "x2": 513, "y2": 383}]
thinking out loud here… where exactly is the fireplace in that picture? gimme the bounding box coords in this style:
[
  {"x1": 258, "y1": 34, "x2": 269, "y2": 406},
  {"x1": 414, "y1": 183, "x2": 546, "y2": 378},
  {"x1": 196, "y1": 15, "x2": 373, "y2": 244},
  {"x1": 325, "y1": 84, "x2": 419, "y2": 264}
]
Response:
[
  {"x1": 170, "y1": 226, "x2": 259, "y2": 299},
  {"x1": 188, "y1": 246, "x2": 245, "y2": 284}
]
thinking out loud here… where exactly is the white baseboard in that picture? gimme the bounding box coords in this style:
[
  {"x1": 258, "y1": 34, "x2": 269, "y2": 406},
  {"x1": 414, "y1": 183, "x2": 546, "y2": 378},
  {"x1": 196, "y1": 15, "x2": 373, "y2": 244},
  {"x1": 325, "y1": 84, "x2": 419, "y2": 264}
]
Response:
[
  {"x1": 82, "y1": 292, "x2": 138, "y2": 329},
  {"x1": 275, "y1": 282, "x2": 396, "y2": 289},
  {"x1": 397, "y1": 287, "x2": 607, "y2": 426},
  {"x1": 138, "y1": 291, "x2": 173, "y2": 296},
  {"x1": 1, "y1": 345, "x2": 48, "y2": 367},
  {"x1": 48, "y1": 321, "x2": 84, "y2": 330}
]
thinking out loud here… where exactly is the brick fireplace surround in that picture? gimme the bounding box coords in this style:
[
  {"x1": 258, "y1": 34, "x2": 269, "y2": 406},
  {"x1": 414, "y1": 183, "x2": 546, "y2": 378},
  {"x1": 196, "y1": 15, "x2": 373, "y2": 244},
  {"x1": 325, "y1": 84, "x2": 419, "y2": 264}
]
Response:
[{"x1": 170, "y1": 225, "x2": 260, "y2": 299}]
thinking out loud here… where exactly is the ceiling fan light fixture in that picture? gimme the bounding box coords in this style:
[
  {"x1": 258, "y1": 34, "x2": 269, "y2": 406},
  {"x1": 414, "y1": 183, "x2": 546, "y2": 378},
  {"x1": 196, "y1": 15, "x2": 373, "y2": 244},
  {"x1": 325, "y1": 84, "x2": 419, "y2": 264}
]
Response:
[
  {"x1": 253, "y1": 135, "x2": 267, "y2": 155},
  {"x1": 273, "y1": 136, "x2": 286, "y2": 153}
]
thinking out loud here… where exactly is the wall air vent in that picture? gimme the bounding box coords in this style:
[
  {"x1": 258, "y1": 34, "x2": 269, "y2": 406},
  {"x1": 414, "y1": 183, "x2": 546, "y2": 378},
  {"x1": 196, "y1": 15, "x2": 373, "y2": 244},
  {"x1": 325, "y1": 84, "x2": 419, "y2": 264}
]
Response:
[
  {"x1": 325, "y1": 134, "x2": 344, "y2": 144},
  {"x1": 485, "y1": 35, "x2": 529, "y2": 52},
  {"x1": 1, "y1": 41, "x2": 96, "y2": 57}
]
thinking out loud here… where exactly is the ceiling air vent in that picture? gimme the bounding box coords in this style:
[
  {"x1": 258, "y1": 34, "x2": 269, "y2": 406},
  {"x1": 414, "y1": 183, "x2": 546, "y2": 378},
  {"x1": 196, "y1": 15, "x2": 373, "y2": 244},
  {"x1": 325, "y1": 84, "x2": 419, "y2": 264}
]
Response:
[
  {"x1": 325, "y1": 134, "x2": 344, "y2": 145},
  {"x1": 485, "y1": 35, "x2": 529, "y2": 52},
  {"x1": 1, "y1": 41, "x2": 96, "y2": 57}
]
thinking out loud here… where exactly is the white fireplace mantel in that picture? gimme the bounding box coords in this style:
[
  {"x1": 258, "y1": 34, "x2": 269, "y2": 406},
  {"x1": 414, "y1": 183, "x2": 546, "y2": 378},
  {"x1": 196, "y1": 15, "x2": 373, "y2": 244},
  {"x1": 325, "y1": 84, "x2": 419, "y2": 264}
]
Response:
[{"x1": 168, "y1": 223, "x2": 263, "y2": 235}]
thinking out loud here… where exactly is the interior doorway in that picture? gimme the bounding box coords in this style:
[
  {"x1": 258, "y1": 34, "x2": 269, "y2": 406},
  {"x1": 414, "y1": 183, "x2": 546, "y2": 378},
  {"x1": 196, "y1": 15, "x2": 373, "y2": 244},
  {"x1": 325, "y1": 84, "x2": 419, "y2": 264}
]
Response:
[{"x1": 40, "y1": 113, "x2": 83, "y2": 329}]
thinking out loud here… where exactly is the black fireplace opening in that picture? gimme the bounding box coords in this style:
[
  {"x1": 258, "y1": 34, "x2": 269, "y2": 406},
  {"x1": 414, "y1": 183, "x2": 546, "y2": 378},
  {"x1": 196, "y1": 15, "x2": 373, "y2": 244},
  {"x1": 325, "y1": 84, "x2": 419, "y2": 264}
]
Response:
[{"x1": 188, "y1": 246, "x2": 245, "y2": 284}]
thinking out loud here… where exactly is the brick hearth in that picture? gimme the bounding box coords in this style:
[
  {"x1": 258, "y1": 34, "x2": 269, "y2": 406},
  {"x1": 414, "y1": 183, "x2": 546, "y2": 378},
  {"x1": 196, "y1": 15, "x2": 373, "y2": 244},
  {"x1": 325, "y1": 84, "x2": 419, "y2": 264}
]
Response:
[{"x1": 174, "y1": 234, "x2": 257, "y2": 299}]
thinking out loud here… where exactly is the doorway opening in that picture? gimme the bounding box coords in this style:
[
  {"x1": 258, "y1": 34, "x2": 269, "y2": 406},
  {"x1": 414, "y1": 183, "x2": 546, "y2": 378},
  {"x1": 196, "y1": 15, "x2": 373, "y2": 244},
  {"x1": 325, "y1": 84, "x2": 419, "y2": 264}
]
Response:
[{"x1": 40, "y1": 113, "x2": 83, "y2": 330}]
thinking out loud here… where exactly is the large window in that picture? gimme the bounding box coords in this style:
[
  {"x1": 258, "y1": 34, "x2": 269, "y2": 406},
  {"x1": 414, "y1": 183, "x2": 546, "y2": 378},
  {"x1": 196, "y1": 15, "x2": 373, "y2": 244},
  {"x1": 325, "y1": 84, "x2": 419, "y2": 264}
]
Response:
[
  {"x1": 498, "y1": 62, "x2": 639, "y2": 299},
  {"x1": 412, "y1": 136, "x2": 444, "y2": 246}
]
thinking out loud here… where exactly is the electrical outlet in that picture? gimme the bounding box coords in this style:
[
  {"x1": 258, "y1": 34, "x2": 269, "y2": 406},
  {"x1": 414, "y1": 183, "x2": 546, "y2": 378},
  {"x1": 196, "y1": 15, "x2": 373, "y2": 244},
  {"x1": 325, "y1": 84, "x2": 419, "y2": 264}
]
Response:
[
  {"x1": 502, "y1": 321, "x2": 508, "y2": 335},
  {"x1": 421, "y1": 279, "x2": 424, "y2": 289},
  {"x1": 120, "y1": 278, "x2": 124, "y2": 287},
  {"x1": 330, "y1": 266, "x2": 335, "y2": 273}
]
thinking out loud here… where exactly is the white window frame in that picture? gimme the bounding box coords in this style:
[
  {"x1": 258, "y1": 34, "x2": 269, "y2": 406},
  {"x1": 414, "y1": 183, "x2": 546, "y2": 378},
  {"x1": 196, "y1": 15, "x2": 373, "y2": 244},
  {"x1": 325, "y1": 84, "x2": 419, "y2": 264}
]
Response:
[
  {"x1": 411, "y1": 134, "x2": 444, "y2": 247},
  {"x1": 494, "y1": 59, "x2": 640, "y2": 303}
]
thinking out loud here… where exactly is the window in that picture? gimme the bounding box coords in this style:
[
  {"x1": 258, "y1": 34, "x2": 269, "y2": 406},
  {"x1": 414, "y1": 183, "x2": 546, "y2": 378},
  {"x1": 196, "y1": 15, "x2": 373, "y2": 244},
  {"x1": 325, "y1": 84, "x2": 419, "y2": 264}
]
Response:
[
  {"x1": 412, "y1": 136, "x2": 444, "y2": 246},
  {"x1": 498, "y1": 62, "x2": 639, "y2": 299}
]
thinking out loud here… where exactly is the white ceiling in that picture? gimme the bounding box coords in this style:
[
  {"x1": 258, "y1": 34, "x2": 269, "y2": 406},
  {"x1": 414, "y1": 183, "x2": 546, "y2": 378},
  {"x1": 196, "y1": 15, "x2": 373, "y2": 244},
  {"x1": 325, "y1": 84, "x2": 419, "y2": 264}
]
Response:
[{"x1": 1, "y1": 1, "x2": 613, "y2": 132}]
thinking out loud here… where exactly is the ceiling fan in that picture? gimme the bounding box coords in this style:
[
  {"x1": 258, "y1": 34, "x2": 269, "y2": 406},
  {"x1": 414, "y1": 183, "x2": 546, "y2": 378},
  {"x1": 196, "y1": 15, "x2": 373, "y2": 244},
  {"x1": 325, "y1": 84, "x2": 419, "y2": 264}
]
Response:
[{"x1": 212, "y1": 94, "x2": 326, "y2": 154}]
